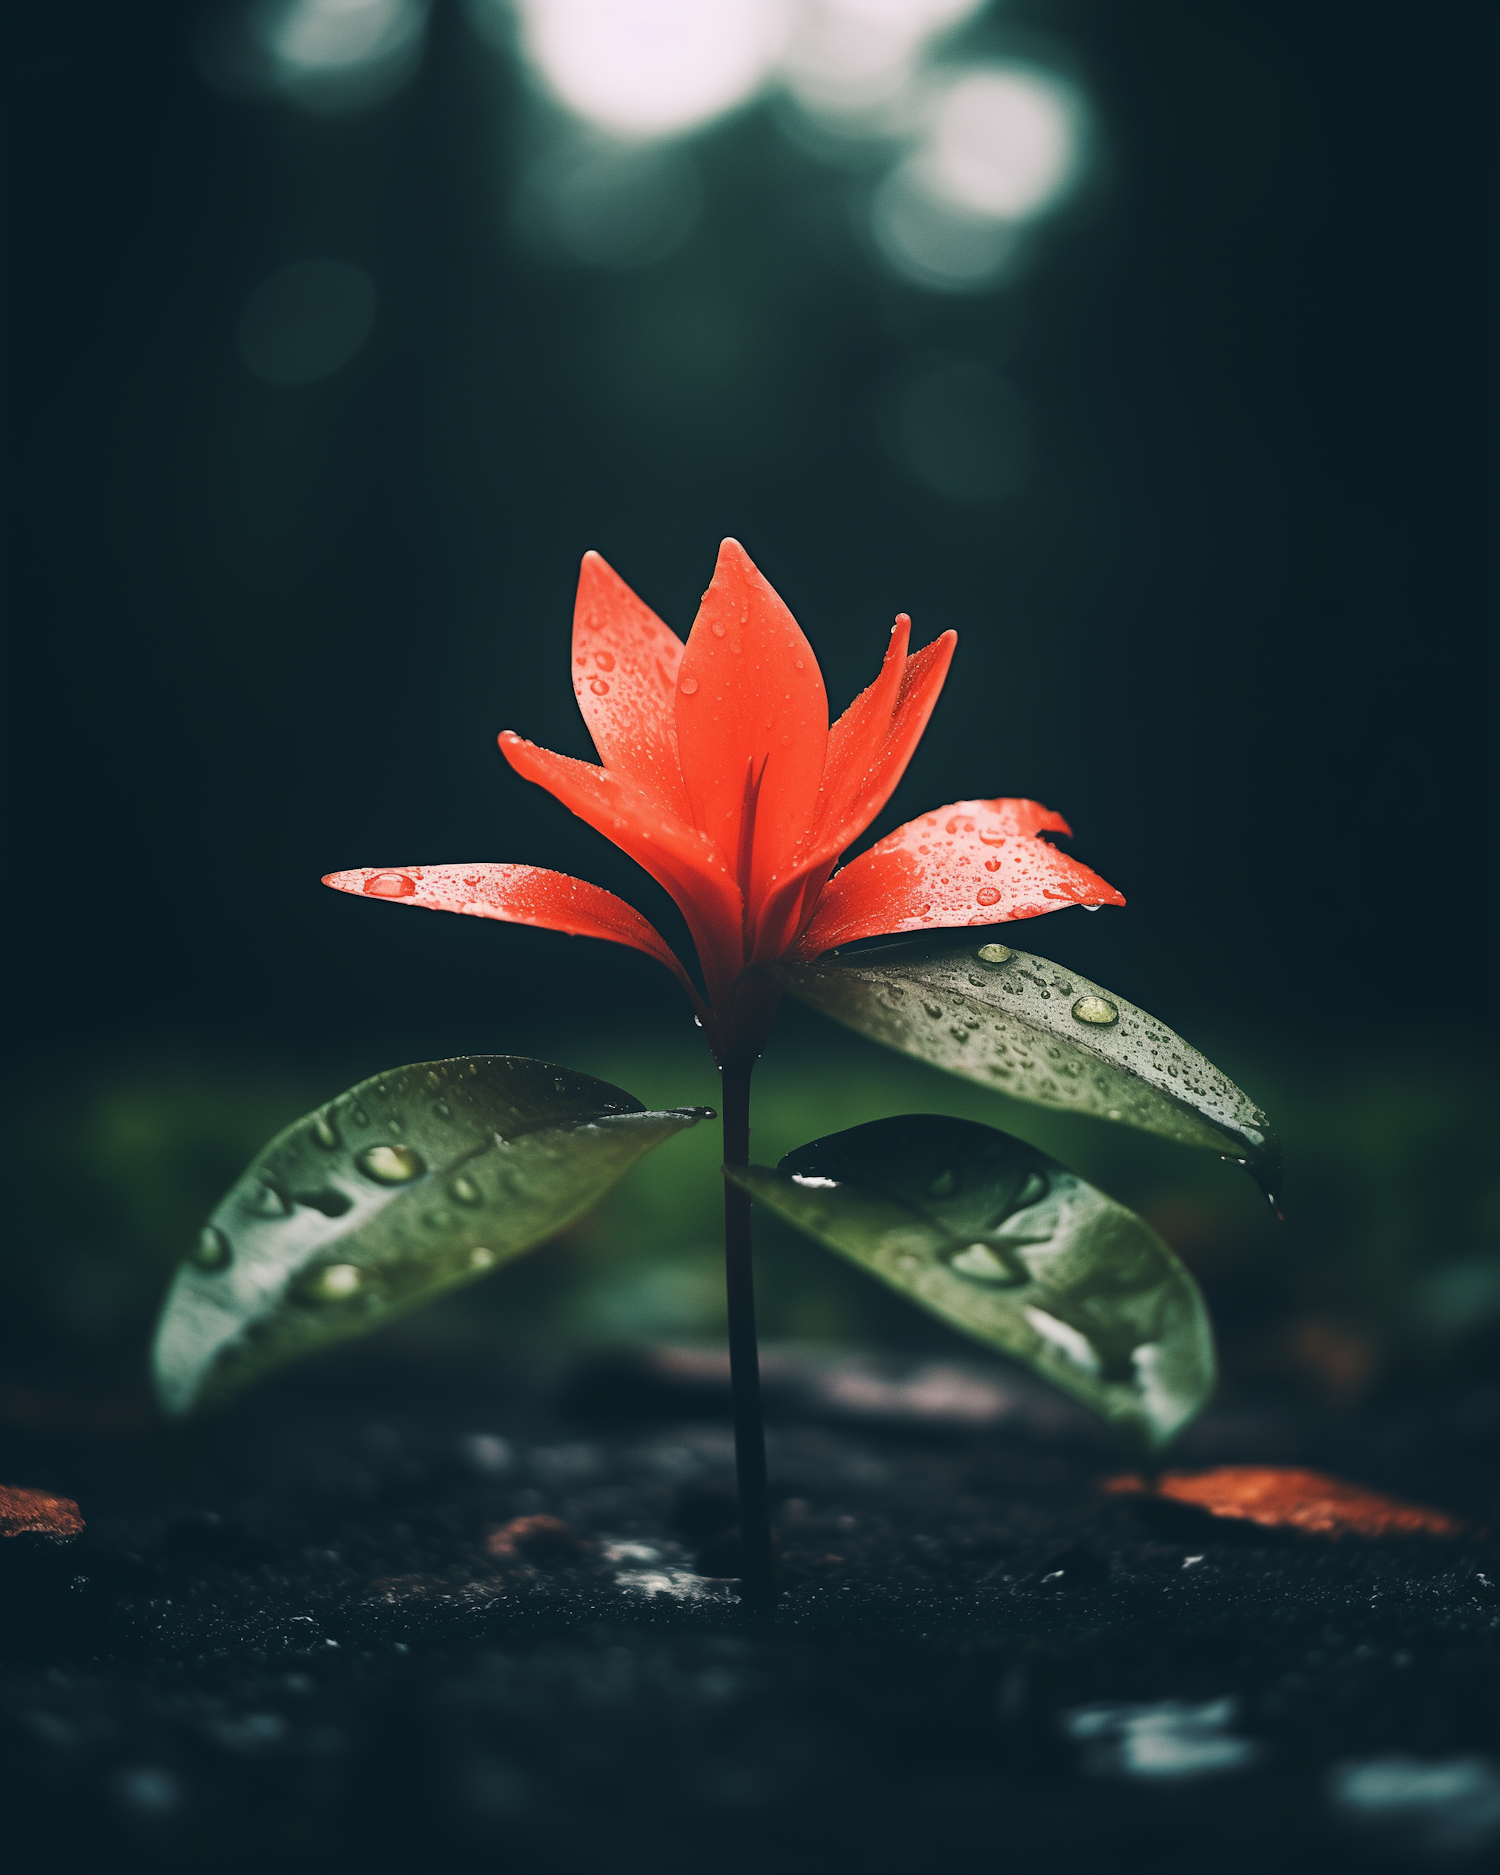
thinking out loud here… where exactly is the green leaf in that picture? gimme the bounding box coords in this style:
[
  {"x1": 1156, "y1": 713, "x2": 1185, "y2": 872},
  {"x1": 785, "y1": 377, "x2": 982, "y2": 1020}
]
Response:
[
  {"x1": 151, "y1": 1055, "x2": 711, "y2": 1418},
  {"x1": 774, "y1": 937, "x2": 1280, "y2": 1212},
  {"x1": 729, "y1": 1114, "x2": 1216, "y2": 1455}
]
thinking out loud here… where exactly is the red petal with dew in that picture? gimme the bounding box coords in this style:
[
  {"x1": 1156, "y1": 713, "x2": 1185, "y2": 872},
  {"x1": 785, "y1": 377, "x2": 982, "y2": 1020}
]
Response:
[
  {"x1": 321, "y1": 863, "x2": 699, "y2": 1000},
  {"x1": 498, "y1": 733, "x2": 744, "y2": 999},
  {"x1": 753, "y1": 624, "x2": 957, "y2": 957},
  {"x1": 794, "y1": 798, "x2": 1124, "y2": 957},
  {"x1": 571, "y1": 551, "x2": 691, "y2": 820},
  {"x1": 674, "y1": 540, "x2": 829, "y2": 922}
]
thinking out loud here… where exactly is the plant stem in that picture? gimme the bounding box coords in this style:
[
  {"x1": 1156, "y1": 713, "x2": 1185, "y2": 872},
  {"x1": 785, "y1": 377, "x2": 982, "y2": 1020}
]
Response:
[{"x1": 721, "y1": 1051, "x2": 774, "y2": 1602}]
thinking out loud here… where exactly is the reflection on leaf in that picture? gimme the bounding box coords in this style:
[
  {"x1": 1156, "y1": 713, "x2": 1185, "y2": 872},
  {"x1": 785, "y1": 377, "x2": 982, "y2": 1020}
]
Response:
[{"x1": 730, "y1": 1113, "x2": 1216, "y2": 1454}]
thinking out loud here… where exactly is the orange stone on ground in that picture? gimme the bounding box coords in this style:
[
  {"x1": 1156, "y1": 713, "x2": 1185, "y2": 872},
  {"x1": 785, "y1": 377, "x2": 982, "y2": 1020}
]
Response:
[
  {"x1": 1104, "y1": 1466, "x2": 1460, "y2": 1538},
  {"x1": 485, "y1": 1514, "x2": 583, "y2": 1560},
  {"x1": 0, "y1": 1483, "x2": 85, "y2": 1539}
]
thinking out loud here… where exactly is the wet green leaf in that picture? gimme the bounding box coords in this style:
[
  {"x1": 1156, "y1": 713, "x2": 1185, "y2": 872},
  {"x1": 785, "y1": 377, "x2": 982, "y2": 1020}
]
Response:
[
  {"x1": 775, "y1": 937, "x2": 1280, "y2": 1211},
  {"x1": 152, "y1": 1055, "x2": 711, "y2": 1417},
  {"x1": 729, "y1": 1114, "x2": 1216, "y2": 1454}
]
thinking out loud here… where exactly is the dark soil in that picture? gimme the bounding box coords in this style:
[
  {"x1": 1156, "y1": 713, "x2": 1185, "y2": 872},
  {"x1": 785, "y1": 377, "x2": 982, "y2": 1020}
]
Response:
[{"x1": 3, "y1": 1343, "x2": 1498, "y2": 1873}]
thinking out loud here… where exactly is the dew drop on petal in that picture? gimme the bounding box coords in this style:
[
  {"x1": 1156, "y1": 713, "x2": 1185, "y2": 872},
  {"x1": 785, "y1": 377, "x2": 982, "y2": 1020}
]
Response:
[
  {"x1": 975, "y1": 887, "x2": 1002, "y2": 906},
  {"x1": 680, "y1": 676, "x2": 699, "y2": 695},
  {"x1": 594, "y1": 651, "x2": 615, "y2": 672},
  {"x1": 979, "y1": 830, "x2": 1006, "y2": 847},
  {"x1": 984, "y1": 859, "x2": 1001, "y2": 872},
  {"x1": 364, "y1": 872, "x2": 416, "y2": 898},
  {"x1": 590, "y1": 678, "x2": 610, "y2": 696},
  {"x1": 712, "y1": 621, "x2": 726, "y2": 638}
]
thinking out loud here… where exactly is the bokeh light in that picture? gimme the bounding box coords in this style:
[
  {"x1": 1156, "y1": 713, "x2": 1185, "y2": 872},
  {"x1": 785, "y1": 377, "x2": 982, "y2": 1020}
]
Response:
[
  {"x1": 198, "y1": 0, "x2": 430, "y2": 112},
  {"x1": 515, "y1": 138, "x2": 703, "y2": 269},
  {"x1": 926, "y1": 66, "x2": 1081, "y2": 218},
  {"x1": 454, "y1": 4, "x2": 1087, "y2": 294},
  {"x1": 869, "y1": 158, "x2": 1022, "y2": 290},
  {"x1": 781, "y1": 0, "x2": 986, "y2": 129},
  {"x1": 508, "y1": 0, "x2": 793, "y2": 139},
  {"x1": 868, "y1": 64, "x2": 1085, "y2": 290}
]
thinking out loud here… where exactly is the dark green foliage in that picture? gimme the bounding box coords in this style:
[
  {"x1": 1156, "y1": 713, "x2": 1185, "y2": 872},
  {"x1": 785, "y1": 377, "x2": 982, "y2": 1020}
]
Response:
[
  {"x1": 731, "y1": 1114, "x2": 1216, "y2": 1454},
  {"x1": 152, "y1": 1055, "x2": 708, "y2": 1416},
  {"x1": 776, "y1": 938, "x2": 1280, "y2": 1209}
]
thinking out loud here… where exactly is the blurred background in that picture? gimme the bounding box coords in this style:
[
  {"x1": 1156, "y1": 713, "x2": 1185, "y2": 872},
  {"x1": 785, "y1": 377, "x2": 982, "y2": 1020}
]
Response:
[{"x1": 3, "y1": 0, "x2": 1496, "y2": 1416}]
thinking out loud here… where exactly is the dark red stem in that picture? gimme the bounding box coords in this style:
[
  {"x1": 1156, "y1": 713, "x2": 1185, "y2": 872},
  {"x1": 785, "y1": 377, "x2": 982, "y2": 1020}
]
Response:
[{"x1": 721, "y1": 1049, "x2": 774, "y2": 1603}]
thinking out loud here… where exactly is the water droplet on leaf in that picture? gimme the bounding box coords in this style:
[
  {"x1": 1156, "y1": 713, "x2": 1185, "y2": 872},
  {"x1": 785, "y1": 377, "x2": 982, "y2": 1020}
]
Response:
[
  {"x1": 304, "y1": 1263, "x2": 364, "y2": 1302},
  {"x1": 449, "y1": 1175, "x2": 482, "y2": 1206},
  {"x1": 191, "y1": 1227, "x2": 231, "y2": 1271},
  {"x1": 433, "y1": 1099, "x2": 451, "y2": 1120},
  {"x1": 470, "y1": 1246, "x2": 496, "y2": 1269},
  {"x1": 355, "y1": 1144, "x2": 425, "y2": 1184},
  {"x1": 1071, "y1": 995, "x2": 1119, "y2": 1027},
  {"x1": 311, "y1": 1110, "x2": 339, "y2": 1149},
  {"x1": 948, "y1": 1243, "x2": 1024, "y2": 1285},
  {"x1": 364, "y1": 872, "x2": 416, "y2": 898},
  {"x1": 1016, "y1": 1171, "x2": 1048, "y2": 1207}
]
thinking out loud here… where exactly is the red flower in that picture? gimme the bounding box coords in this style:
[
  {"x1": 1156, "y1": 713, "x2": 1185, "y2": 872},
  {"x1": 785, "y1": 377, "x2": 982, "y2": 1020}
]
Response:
[{"x1": 324, "y1": 541, "x2": 1123, "y2": 1055}]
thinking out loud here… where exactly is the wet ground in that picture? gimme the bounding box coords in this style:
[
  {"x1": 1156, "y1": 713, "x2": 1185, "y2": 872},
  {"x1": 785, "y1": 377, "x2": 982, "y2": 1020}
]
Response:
[{"x1": 3, "y1": 1344, "x2": 1498, "y2": 1872}]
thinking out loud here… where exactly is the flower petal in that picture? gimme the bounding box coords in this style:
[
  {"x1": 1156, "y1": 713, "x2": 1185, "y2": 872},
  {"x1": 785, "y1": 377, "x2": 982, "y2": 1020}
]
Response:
[
  {"x1": 571, "y1": 551, "x2": 691, "y2": 819},
  {"x1": 752, "y1": 622, "x2": 957, "y2": 956},
  {"x1": 818, "y1": 626, "x2": 958, "y2": 851},
  {"x1": 674, "y1": 539, "x2": 829, "y2": 931},
  {"x1": 498, "y1": 732, "x2": 744, "y2": 1001},
  {"x1": 794, "y1": 798, "x2": 1125, "y2": 957},
  {"x1": 321, "y1": 862, "x2": 702, "y2": 1003}
]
